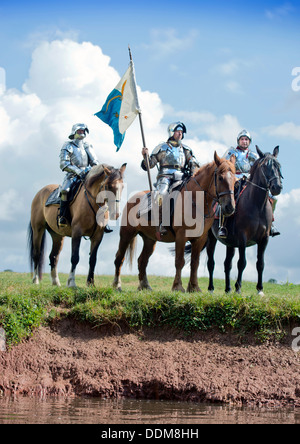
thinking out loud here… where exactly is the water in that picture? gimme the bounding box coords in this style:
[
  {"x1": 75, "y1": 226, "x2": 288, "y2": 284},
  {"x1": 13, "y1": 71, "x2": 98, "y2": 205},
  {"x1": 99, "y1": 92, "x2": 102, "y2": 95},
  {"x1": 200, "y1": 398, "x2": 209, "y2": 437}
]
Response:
[{"x1": 0, "y1": 397, "x2": 299, "y2": 424}]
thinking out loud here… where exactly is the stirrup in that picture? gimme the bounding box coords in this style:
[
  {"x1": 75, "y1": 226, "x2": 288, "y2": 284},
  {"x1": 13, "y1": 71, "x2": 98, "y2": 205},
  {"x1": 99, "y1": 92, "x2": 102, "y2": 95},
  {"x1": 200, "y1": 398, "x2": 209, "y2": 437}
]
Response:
[
  {"x1": 104, "y1": 225, "x2": 113, "y2": 234},
  {"x1": 270, "y1": 226, "x2": 280, "y2": 237},
  {"x1": 159, "y1": 224, "x2": 168, "y2": 235},
  {"x1": 217, "y1": 226, "x2": 228, "y2": 239},
  {"x1": 58, "y1": 216, "x2": 68, "y2": 228}
]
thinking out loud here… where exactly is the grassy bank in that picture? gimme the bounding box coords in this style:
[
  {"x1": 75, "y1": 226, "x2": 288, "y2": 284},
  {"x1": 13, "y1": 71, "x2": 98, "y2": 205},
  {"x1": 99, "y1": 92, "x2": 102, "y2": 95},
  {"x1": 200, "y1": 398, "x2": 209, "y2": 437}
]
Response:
[{"x1": 0, "y1": 272, "x2": 299, "y2": 346}]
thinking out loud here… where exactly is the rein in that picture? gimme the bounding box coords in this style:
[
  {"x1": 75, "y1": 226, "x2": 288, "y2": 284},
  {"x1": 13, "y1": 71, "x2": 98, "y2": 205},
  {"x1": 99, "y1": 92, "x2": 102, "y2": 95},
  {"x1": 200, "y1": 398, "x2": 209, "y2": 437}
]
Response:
[{"x1": 188, "y1": 167, "x2": 234, "y2": 218}]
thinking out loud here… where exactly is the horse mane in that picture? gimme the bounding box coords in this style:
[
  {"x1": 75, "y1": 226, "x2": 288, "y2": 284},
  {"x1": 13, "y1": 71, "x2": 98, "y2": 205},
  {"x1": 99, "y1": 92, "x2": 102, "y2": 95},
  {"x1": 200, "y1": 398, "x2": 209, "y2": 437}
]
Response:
[
  {"x1": 85, "y1": 163, "x2": 120, "y2": 188},
  {"x1": 193, "y1": 157, "x2": 236, "y2": 178},
  {"x1": 249, "y1": 153, "x2": 271, "y2": 181}
]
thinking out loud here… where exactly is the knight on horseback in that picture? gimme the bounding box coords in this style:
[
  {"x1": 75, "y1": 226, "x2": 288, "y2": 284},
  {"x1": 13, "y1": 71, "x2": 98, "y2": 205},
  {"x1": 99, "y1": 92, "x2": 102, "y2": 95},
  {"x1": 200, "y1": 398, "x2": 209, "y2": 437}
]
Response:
[
  {"x1": 141, "y1": 122, "x2": 200, "y2": 235},
  {"x1": 58, "y1": 123, "x2": 112, "y2": 232},
  {"x1": 218, "y1": 129, "x2": 280, "y2": 238}
]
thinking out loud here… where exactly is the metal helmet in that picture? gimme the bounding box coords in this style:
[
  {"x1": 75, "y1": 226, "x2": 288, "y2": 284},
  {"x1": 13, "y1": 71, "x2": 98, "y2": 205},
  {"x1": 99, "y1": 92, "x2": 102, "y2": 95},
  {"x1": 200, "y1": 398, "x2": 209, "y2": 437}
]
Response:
[
  {"x1": 168, "y1": 122, "x2": 187, "y2": 139},
  {"x1": 237, "y1": 129, "x2": 252, "y2": 145},
  {"x1": 69, "y1": 123, "x2": 89, "y2": 140}
]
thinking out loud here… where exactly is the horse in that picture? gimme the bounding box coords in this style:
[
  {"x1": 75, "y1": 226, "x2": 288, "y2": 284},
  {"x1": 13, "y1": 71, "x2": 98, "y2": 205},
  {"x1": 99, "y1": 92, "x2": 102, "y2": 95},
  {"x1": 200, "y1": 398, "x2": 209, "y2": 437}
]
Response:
[
  {"x1": 28, "y1": 163, "x2": 127, "y2": 287},
  {"x1": 206, "y1": 146, "x2": 283, "y2": 296},
  {"x1": 113, "y1": 151, "x2": 236, "y2": 293}
]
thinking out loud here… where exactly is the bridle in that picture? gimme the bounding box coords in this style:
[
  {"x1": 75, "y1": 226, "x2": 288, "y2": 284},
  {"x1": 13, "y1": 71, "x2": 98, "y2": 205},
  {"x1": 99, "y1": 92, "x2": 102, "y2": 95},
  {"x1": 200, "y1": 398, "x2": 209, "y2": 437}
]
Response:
[
  {"x1": 189, "y1": 166, "x2": 235, "y2": 218},
  {"x1": 83, "y1": 171, "x2": 121, "y2": 219},
  {"x1": 191, "y1": 167, "x2": 234, "y2": 202},
  {"x1": 246, "y1": 157, "x2": 283, "y2": 193}
]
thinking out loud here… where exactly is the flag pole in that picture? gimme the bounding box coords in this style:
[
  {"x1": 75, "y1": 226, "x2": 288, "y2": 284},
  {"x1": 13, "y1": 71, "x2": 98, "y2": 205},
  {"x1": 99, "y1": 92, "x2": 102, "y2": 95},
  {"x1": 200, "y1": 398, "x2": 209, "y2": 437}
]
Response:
[
  {"x1": 128, "y1": 45, "x2": 153, "y2": 193},
  {"x1": 128, "y1": 46, "x2": 162, "y2": 240}
]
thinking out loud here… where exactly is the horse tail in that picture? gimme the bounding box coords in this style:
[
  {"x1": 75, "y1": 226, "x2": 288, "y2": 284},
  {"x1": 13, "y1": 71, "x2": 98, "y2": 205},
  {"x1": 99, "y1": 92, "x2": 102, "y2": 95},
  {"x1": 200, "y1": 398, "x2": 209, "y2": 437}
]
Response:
[
  {"x1": 27, "y1": 222, "x2": 46, "y2": 281},
  {"x1": 125, "y1": 236, "x2": 137, "y2": 269}
]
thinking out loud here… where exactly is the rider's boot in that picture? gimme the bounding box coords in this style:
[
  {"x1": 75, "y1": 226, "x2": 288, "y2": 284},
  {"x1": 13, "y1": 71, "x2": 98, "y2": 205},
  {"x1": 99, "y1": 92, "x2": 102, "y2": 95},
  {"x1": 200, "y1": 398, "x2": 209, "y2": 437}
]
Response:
[{"x1": 58, "y1": 197, "x2": 69, "y2": 228}]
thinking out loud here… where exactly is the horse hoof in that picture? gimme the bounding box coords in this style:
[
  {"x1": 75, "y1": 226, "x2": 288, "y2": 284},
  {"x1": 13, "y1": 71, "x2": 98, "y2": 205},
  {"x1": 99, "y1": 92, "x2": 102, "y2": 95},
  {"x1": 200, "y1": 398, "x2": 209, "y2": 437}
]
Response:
[
  {"x1": 138, "y1": 285, "x2": 153, "y2": 291},
  {"x1": 187, "y1": 286, "x2": 201, "y2": 293},
  {"x1": 32, "y1": 278, "x2": 39, "y2": 285},
  {"x1": 172, "y1": 286, "x2": 185, "y2": 293},
  {"x1": 67, "y1": 280, "x2": 76, "y2": 288},
  {"x1": 52, "y1": 280, "x2": 61, "y2": 287},
  {"x1": 257, "y1": 291, "x2": 265, "y2": 297}
]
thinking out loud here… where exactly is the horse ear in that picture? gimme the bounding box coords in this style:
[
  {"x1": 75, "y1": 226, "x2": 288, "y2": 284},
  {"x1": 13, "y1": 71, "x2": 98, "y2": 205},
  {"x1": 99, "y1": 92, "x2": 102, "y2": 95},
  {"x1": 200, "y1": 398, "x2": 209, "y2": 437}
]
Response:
[
  {"x1": 273, "y1": 146, "x2": 279, "y2": 158},
  {"x1": 103, "y1": 166, "x2": 111, "y2": 176},
  {"x1": 256, "y1": 145, "x2": 264, "y2": 159},
  {"x1": 214, "y1": 151, "x2": 221, "y2": 167},
  {"x1": 229, "y1": 154, "x2": 236, "y2": 165},
  {"x1": 120, "y1": 163, "x2": 127, "y2": 176}
]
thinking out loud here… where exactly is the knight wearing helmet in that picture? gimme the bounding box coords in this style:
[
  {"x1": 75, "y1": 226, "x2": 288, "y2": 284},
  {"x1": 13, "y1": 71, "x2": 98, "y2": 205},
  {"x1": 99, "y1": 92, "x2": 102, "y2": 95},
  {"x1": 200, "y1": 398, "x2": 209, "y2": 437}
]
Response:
[
  {"x1": 58, "y1": 123, "x2": 112, "y2": 231},
  {"x1": 218, "y1": 129, "x2": 280, "y2": 238},
  {"x1": 141, "y1": 122, "x2": 199, "y2": 235}
]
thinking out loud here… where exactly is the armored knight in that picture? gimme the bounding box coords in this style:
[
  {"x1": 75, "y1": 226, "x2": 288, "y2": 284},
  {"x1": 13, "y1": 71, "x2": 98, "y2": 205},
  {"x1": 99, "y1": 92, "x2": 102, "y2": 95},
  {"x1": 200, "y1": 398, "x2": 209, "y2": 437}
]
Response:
[
  {"x1": 141, "y1": 122, "x2": 199, "y2": 234},
  {"x1": 58, "y1": 123, "x2": 103, "y2": 228},
  {"x1": 218, "y1": 129, "x2": 280, "y2": 238},
  {"x1": 223, "y1": 130, "x2": 259, "y2": 179}
]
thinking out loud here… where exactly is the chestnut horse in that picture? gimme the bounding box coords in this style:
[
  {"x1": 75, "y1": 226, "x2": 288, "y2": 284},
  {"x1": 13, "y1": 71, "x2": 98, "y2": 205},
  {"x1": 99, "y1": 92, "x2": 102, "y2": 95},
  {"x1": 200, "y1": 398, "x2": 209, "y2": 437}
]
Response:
[
  {"x1": 113, "y1": 152, "x2": 236, "y2": 293},
  {"x1": 206, "y1": 146, "x2": 283, "y2": 295},
  {"x1": 28, "y1": 163, "x2": 126, "y2": 287}
]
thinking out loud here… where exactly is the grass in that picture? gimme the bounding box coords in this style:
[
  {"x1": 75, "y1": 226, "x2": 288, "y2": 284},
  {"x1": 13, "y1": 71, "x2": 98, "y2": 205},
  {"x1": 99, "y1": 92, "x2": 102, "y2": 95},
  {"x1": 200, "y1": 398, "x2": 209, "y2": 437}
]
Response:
[{"x1": 0, "y1": 271, "x2": 299, "y2": 347}]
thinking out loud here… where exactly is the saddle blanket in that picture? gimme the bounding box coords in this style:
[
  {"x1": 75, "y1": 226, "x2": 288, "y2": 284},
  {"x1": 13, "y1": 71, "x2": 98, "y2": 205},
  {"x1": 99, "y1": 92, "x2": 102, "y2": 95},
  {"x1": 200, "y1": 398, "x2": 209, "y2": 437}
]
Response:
[{"x1": 45, "y1": 179, "x2": 82, "y2": 207}]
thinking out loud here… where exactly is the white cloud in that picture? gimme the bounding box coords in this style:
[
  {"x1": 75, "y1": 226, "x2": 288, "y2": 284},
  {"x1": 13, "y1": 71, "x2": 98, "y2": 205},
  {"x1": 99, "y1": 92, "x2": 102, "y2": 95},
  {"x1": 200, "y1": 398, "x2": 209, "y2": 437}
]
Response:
[
  {"x1": 143, "y1": 28, "x2": 198, "y2": 60},
  {"x1": 263, "y1": 122, "x2": 300, "y2": 141},
  {"x1": 0, "y1": 67, "x2": 6, "y2": 94}
]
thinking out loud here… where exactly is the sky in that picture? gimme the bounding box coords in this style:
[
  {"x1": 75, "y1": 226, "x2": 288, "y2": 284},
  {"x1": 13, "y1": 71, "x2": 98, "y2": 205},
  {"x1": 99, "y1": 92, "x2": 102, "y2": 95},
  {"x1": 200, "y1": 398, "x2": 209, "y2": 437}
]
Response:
[{"x1": 0, "y1": 0, "x2": 300, "y2": 286}]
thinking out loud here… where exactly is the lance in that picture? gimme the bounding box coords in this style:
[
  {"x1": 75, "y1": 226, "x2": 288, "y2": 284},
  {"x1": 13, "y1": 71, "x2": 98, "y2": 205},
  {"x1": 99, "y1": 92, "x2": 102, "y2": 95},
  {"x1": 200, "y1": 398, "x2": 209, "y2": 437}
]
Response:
[
  {"x1": 128, "y1": 46, "x2": 153, "y2": 193},
  {"x1": 128, "y1": 46, "x2": 161, "y2": 240}
]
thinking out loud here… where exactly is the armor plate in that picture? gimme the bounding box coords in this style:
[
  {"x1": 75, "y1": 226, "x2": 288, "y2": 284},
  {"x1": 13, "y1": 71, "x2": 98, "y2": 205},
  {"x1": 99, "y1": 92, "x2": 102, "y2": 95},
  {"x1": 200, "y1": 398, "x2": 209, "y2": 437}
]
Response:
[{"x1": 224, "y1": 146, "x2": 259, "y2": 177}]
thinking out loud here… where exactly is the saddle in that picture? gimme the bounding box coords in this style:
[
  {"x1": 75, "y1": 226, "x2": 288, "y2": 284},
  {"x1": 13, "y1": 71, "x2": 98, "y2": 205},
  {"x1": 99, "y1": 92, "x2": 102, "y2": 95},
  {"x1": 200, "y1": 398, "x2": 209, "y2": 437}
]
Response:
[
  {"x1": 45, "y1": 178, "x2": 83, "y2": 207},
  {"x1": 137, "y1": 179, "x2": 185, "y2": 219}
]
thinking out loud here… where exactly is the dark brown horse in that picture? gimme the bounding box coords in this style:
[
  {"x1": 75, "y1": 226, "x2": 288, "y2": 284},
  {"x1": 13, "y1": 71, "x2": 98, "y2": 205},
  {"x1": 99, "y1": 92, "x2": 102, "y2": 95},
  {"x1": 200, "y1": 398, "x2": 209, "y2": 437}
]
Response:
[
  {"x1": 28, "y1": 163, "x2": 126, "y2": 287},
  {"x1": 206, "y1": 146, "x2": 283, "y2": 296},
  {"x1": 113, "y1": 152, "x2": 236, "y2": 293}
]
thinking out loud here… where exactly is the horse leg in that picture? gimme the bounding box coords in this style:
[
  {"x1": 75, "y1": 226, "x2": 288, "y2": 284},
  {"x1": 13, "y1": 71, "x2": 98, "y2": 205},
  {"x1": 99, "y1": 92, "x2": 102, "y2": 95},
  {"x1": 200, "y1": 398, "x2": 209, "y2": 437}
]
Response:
[
  {"x1": 235, "y1": 245, "x2": 247, "y2": 294},
  {"x1": 48, "y1": 229, "x2": 64, "y2": 286},
  {"x1": 256, "y1": 236, "x2": 269, "y2": 296},
  {"x1": 207, "y1": 230, "x2": 217, "y2": 293},
  {"x1": 67, "y1": 230, "x2": 82, "y2": 288},
  {"x1": 87, "y1": 230, "x2": 104, "y2": 286},
  {"x1": 113, "y1": 228, "x2": 137, "y2": 291},
  {"x1": 172, "y1": 233, "x2": 186, "y2": 293},
  {"x1": 187, "y1": 238, "x2": 206, "y2": 293},
  {"x1": 224, "y1": 246, "x2": 235, "y2": 293},
  {"x1": 137, "y1": 235, "x2": 157, "y2": 291},
  {"x1": 30, "y1": 224, "x2": 46, "y2": 285}
]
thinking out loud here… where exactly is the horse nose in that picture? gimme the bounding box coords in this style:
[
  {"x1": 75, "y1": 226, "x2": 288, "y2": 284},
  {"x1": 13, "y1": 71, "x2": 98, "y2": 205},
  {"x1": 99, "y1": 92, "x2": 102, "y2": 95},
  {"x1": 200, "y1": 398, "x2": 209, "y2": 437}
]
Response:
[
  {"x1": 223, "y1": 202, "x2": 235, "y2": 217},
  {"x1": 271, "y1": 183, "x2": 283, "y2": 196}
]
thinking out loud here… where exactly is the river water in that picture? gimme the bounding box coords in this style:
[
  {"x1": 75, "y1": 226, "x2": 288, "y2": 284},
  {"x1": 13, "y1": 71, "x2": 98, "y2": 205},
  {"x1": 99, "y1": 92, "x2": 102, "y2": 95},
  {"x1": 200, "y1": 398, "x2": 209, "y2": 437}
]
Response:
[{"x1": 0, "y1": 396, "x2": 299, "y2": 424}]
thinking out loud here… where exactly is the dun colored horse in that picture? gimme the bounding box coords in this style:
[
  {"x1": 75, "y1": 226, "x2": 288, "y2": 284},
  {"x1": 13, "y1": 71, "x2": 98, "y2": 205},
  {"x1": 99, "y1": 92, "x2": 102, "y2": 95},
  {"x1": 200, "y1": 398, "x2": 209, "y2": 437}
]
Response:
[
  {"x1": 28, "y1": 163, "x2": 126, "y2": 287},
  {"x1": 206, "y1": 146, "x2": 283, "y2": 295},
  {"x1": 113, "y1": 152, "x2": 236, "y2": 293}
]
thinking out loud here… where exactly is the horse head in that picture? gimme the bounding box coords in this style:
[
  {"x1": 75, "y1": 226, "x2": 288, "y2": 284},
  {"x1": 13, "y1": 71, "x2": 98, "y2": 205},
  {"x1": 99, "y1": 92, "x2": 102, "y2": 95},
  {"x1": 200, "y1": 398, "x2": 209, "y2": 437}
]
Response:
[
  {"x1": 255, "y1": 146, "x2": 283, "y2": 196},
  {"x1": 102, "y1": 163, "x2": 127, "y2": 220},
  {"x1": 214, "y1": 151, "x2": 236, "y2": 217},
  {"x1": 87, "y1": 163, "x2": 127, "y2": 221}
]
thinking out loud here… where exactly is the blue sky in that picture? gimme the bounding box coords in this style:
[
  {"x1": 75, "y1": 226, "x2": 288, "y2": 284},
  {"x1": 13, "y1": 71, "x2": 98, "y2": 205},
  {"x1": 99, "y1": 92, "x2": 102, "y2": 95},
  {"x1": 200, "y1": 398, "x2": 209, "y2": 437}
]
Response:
[{"x1": 0, "y1": 0, "x2": 299, "y2": 284}]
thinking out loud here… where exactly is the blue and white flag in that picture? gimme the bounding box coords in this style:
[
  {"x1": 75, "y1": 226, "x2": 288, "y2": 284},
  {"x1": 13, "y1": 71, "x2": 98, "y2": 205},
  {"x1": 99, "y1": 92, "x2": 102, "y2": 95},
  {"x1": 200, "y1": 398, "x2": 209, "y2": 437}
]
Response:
[{"x1": 95, "y1": 61, "x2": 140, "y2": 151}]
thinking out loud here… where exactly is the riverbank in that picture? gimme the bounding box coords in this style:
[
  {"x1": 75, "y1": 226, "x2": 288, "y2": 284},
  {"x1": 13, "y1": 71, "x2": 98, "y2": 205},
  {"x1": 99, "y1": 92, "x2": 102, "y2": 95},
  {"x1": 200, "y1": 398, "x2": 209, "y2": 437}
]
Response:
[
  {"x1": 0, "y1": 272, "x2": 300, "y2": 407},
  {"x1": 0, "y1": 319, "x2": 300, "y2": 407}
]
